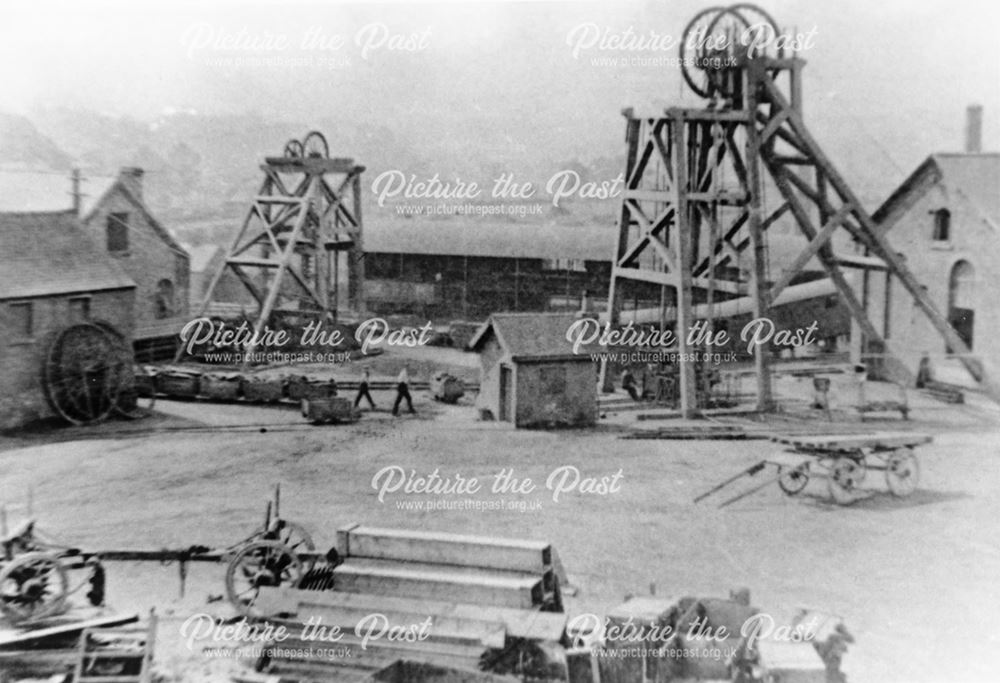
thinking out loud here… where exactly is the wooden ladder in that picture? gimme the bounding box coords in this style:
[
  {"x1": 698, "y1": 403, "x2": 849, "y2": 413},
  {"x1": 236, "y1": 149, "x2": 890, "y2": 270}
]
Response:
[{"x1": 74, "y1": 611, "x2": 156, "y2": 683}]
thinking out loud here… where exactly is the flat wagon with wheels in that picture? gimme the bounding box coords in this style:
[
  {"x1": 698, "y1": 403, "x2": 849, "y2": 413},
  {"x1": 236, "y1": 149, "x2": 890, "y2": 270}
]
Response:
[
  {"x1": 0, "y1": 487, "x2": 325, "y2": 625},
  {"x1": 696, "y1": 432, "x2": 930, "y2": 507}
]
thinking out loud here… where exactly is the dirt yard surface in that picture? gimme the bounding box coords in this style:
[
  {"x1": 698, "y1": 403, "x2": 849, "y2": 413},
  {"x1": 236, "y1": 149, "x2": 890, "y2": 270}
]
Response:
[{"x1": 1, "y1": 380, "x2": 998, "y2": 682}]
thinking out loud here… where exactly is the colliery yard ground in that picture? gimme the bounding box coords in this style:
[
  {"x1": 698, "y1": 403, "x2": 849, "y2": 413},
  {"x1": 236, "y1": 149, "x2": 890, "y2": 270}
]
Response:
[{"x1": 1, "y1": 368, "x2": 998, "y2": 682}]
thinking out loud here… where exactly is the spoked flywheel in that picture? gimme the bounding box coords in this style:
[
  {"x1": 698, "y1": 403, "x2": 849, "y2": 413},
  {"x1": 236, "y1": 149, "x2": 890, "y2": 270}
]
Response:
[
  {"x1": 42, "y1": 323, "x2": 131, "y2": 425},
  {"x1": 0, "y1": 552, "x2": 69, "y2": 623}
]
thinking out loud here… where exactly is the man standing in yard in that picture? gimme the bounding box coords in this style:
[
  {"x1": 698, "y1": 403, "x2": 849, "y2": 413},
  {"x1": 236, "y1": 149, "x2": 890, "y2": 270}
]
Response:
[
  {"x1": 621, "y1": 367, "x2": 641, "y2": 402},
  {"x1": 355, "y1": 367, "x2": 376, "y2": 410},
  {"x1": 392, "y1": 366, "x2": 416, "y2": 416}
]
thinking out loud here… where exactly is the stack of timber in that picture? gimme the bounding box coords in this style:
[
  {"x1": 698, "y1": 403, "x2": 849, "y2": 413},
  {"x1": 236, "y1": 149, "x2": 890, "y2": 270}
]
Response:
[
  {"x1": 621, "y1": 423, "x2": 752, "y2": 440},
  {"x1": 0, "y1": 609, "x2": 143, "y2": 681},
  {"x1": 920, "y1": 380, "x2": 965, "y2": 404},
  {"x1": 252, "y1": 525, "x2": 569, "y2": 681}
]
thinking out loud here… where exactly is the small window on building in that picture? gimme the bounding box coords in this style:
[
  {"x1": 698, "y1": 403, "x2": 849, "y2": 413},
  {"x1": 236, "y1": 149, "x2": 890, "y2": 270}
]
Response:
[
  {"x1": 9, "y1": 302, "x2": 33, "y2": 338},
  {"x1": 107, "y1": 212, "x2": 129, "y2": 252},
  {"x1": 932, "y1": 209, "x2": 951, "y2": 242},
  {"x1": 155, "y1": 279, "x2": 175, "y2": 319},
  {"x1": 69, "y1": 295, "x2": 91, "y2": 322}
]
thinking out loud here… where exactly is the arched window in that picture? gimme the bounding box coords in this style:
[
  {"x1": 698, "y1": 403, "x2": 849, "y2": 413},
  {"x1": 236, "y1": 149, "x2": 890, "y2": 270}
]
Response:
[
  {"x1": 932, "y1": 209, "x2": 951, "y2": 242},
  {"x1": 155, "y1": 279, "x2": 175, "y2": 319},
  {"x1": 947, "y1": 260, "x2": 975, "y2": 350}
]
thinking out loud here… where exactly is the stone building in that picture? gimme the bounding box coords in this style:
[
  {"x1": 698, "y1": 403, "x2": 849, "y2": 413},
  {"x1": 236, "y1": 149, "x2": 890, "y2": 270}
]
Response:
[
  {"x1": 869, "y1": 152, "x2": 999, "y2": 386},
  {"x1": 0, "y1": 210, "x2": 135, "y2": 429}
]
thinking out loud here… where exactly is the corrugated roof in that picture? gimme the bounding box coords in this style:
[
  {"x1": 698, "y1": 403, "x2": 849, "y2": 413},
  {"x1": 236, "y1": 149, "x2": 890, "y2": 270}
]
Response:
[
  {"x1": 0, "y1": 170, "x2": 115, "y2": 215},
  {"x1": 365, "y1": 219, "x2": 615, "y2": 261},
  {"x1": 0, "y1": 210, "x2": 136, "y2": 299},
  {"x1": 470, "y1": 312, "x2": 592, "y2": 358}
]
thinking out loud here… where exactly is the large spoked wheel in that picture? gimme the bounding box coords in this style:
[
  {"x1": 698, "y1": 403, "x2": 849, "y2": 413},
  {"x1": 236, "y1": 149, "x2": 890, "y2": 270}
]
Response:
[
  {"x1": 283, "y1": 139, "x2": 304, "y2": 159},
  {"x1": 91, "y1": 322, "x2": 153, "y2": 420},
  {"x1": 679, "y1": 3, "x2": 783, "y2": 100},
  {"x1": 679, "y1": 6, "x2": 728, "y2": 99},
  {"x1": 225, "y1": 541, "x2": 303, "y2": 617},
  {"x1": 254, "y1": 521, "x2": 317, "y2": 573},
  {"x1": 302, "y1": 131, "x2": 329, "y2": 159},
  {"x1": 0, "y1": 552, "x2": 69, "y2": 623},
  {"x1": 886, "y1": 448, "x2": 920, "y2": 497},
  {"x1": 43, "y1": 323, "x2": 130, "y2": 425},
  {"x1": 828, "y1": 458, "x2": 864, "y2": 505},
  {"x1": 778, "y1": 465, "x2": 809, "y2": 496}
]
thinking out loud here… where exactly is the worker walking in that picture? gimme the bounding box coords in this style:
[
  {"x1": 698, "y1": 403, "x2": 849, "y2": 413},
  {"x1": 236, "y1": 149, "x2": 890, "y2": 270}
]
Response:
[
  {"x1": 621, "y1": 367, "x2": 641, "y2": 402},
  {"x1": 354, "y1": 367, "x2": 375, "y2": 409},
  {"x1": 392, "y1": 366, "x2": 416, "y2": 416}
]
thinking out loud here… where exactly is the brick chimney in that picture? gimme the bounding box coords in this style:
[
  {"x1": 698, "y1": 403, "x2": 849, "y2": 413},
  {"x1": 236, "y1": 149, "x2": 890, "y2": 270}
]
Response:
[
  {"x1": 119, "y1": 166, "x2": 145, "y2": 202},
  {"x1": 965, "y1": 104, "x2": 983, "y2": 154},
  {"x1": 71, "y1": 168, "x2": 81, "y2": 216}
]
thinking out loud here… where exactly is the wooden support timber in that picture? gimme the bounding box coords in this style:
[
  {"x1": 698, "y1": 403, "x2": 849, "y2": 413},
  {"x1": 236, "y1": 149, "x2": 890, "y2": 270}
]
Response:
[
  {"x1": 180, "y1": 132, "x2": 365, "y2": 364},
  {"x1": 606, "y1": 4, "x2": 1000, "y2": 409}
]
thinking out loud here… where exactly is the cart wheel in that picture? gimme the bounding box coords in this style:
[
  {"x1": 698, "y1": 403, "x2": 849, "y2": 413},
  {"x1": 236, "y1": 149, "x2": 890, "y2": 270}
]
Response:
[
  {"x1": 885, "y1": 448, "x2": 920, "y2": 497},
  {"x1": 0, "y1": 552, "x2": 69, "y2": 623},
  {"x1": 225, "y1": 540, "x2": 303, "y2": 617},
  {"x1": 828, "y1": 459, "x2": 863, "y2": 505},
  {"x1": 777, "y1": 465, "x2": 809, "y2": 496},
  {"x1": 258, "y1": 520, "x2": 317, "y2": 573}
]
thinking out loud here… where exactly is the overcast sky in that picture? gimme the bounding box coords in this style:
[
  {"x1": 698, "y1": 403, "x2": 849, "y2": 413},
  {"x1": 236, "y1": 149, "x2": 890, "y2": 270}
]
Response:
[{"x1": 2, "y1": 0, "x2": 998, "y2": 174}]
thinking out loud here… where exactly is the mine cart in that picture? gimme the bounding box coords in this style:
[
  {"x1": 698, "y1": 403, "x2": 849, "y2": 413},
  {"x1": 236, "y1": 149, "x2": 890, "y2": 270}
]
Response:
[
  {"x1": 301, "y1": 397, "x2": 361, "y2": 424},
  {"x1": 430, "y1": 371, "x2": 465, "y2": 404}
]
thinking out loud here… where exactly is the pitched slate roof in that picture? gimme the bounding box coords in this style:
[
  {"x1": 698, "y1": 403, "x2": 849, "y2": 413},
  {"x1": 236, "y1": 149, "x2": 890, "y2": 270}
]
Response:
[
  {"x1": 0, "y1": 210, "x2": 135, "y2": 299},
  {"x1": 469, "y1": 312, "x2": 596, "y2": 360}
]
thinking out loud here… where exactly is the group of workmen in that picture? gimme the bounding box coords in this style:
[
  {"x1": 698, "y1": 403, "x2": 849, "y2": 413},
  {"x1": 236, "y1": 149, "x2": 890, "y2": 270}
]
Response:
[{"x1": 354, "y1": 366, "x2": 416, "y2": 416}]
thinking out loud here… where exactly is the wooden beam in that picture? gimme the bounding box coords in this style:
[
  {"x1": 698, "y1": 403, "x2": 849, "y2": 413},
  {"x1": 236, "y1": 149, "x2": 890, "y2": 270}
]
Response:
[
  {"x1": 612, "y1": 266, "x2": 677, "y2": 288},
  {"x1": 767, "y1": 162, "x2": 894, "y2": 357},
  {"x1": 671, "y1": 114, "x2": 699, "y2": 418},
  {"x1": 744, "y1": 78, "x2": 774, "y2": 411},
  {"x1": 769, "y1": 204, "x2": 852, "y2": 301},
  {"x1": 761, "y1": 75, "x2": 999, "y2": 399}
]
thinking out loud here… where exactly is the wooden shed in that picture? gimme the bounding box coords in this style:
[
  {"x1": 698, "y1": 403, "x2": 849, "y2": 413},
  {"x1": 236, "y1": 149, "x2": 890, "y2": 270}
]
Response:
[{"x1": 470, "y1": 313, "x2": 596, "y2": 428}]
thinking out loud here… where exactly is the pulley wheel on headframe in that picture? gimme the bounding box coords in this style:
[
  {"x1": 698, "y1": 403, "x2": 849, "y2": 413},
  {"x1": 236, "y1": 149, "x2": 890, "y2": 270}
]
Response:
[
  {"x1": 42, "y1": 322, "x2": 130, "y2": 425},
  {"x1": 283, "y1": 139, "x2": 304, "y2": 159},
  {"x1": 679, "y1": 3, "x2": 783, "y2": 101},
  {"x1": 302, "y1": 131, "x2": 330, "y2": 159}
]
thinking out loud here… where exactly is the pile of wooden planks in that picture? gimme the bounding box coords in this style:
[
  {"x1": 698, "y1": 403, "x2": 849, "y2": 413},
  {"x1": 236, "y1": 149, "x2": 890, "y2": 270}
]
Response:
[{"x1": 251, "y1": 525, "x2": 569, "y2": 681}]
